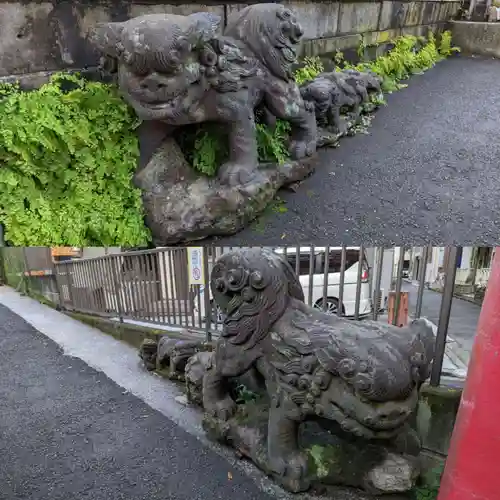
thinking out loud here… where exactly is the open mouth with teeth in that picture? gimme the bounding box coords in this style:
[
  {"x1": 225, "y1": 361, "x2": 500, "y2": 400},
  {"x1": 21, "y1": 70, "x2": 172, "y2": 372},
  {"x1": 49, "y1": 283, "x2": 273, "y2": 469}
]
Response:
[
  {"x1": 317, "y1": 378, "x2": 418, "y2": 440},
  {"x1": 129, "y1": 89, "x2": 189, "y2": 119}
]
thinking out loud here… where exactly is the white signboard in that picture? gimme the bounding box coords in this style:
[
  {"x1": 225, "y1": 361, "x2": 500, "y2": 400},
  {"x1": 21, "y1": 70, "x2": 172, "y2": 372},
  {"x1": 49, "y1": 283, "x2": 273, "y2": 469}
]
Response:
[{"x1": 187, "y1": 247, "x2": 205, "y2": 285}]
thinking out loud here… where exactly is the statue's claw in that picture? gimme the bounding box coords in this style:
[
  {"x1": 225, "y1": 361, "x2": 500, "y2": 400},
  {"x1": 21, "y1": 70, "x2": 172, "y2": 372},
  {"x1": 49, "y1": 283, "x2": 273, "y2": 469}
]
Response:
[
  {"x1": 270, "y1": 450, "x2": 309, "y2": 491},
  {"x1": 206, "y1": 395, "x2": 237, "y2": 421},
  {"x1": 218, "y1": 162, "x2": 262, "y2": 187},
  {"x1": 289, "y1": 139, "x2": 316, "y2": 160}
]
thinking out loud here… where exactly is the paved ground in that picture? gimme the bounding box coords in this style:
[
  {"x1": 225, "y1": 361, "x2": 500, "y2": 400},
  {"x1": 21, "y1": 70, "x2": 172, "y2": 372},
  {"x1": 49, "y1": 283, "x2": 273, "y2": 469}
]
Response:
[
  {"x1": 403, "y1": 282, "x2": 480, "y2": 364},
  {"x1": 0, "y1": 303, "x2": 273, "y2": 500},
  {"x1": 0, "y1": 287, "x2": 374, "y2": 500},
  {"x1": 212, "y1": 56, "x2": 500, "y2": 246}
]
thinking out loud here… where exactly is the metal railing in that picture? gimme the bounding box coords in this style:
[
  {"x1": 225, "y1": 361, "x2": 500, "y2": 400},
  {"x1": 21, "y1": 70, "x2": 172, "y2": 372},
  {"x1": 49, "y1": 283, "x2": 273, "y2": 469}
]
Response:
[
  {"x1": 0, "y1": 246, "x2": 59, "y2": 302},
  {"x1": 1, "y1": 245, "x2": 481, "y2": 386}
]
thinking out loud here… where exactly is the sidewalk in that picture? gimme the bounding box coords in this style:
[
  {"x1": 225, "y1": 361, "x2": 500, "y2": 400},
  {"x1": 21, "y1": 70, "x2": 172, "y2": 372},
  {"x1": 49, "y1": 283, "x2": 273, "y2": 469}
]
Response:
[
  {"x1": 0, "y1": 286, "x2": 370, "y2": 500},
  {"x1": 402, "y1": 281, "x2": 479, "y2": 368}
]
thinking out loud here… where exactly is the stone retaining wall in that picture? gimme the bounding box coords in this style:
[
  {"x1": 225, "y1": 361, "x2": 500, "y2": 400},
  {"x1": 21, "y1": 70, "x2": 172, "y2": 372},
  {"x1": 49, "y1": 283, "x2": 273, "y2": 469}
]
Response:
[
  {"x1": 450, "y1": 20, "x2": 500, "y2": 57},
  {"x1": 0, "y1": 0, "x2": 462, "y2": 86}
]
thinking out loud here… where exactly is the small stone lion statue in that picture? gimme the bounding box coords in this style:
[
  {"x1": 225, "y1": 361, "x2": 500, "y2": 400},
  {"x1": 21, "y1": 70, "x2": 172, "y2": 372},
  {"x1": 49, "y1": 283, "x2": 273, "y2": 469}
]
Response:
[
  {"x1": 204, "y1": 248, "x2": 435, "y2": 492},
  {"x1": 89, "y1": 4, "x2": 317, "y2": 186},
  {"x1": 300, "y1": 69, "x2": 382, "y2": 134}
]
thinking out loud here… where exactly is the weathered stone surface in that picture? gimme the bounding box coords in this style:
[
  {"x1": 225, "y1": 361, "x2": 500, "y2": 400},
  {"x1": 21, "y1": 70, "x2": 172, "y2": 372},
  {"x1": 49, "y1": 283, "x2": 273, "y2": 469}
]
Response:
[
  {"x1": 448, "y1": 20, "x2": 500, "y2": 57},
  {"x1": 362, "y1": 29, "x2": 401, "y2": 47},
  {"x1": 338, "y1": 2, "x2": 381, "y2": 34},
  {"x1": 0, "y1": 2, "x2": 55, "y2": 76},
  {"x1": 401, "y1": 23, "x2": 440, "y2": 37},
  {"x1": 138, "y1": 248, "x2": 436, "y2": 495},
  {"x1": 414, "y1": 384, "x2": 462, "y2": 455},
  {"x1": 0, "y1": 0, "x2": 461, "y2": 79},
  {"x1": 129, "y1": 3, "x2": 224, "y2": 19},
  {"x1": 201, "y1": 248, "x2": 435, "y2": 493},
  {"x1": 300, "y1": 69, "x2": 382, "y2": 136},
  {"x1": 135, "y1": 137, "x2": 317, "y2": 245},
  {"x1": 299, "y1": 33, "x2": 363, "y2": 58},
  {"x1": 203, "y1": 400, "x2": 420, "y2": 494},
  {"x1": 286, "y1": 0, "x2": 340, "y2": 39},
  {"x1": 379, "y1": 2, "x2": 409, "y2": 30},
  {"x1": 90, "y1": 5, "x2": 318, "y2": 186},
  {"x1": 227, "y1": 1, "x2": 340, "y2": 39},
  {"x1": 405, "y1": 2, "x2": 426, "y2": 27},
  {"x1": 89, "y1": 4, "x2": 380, "y2": 244}
]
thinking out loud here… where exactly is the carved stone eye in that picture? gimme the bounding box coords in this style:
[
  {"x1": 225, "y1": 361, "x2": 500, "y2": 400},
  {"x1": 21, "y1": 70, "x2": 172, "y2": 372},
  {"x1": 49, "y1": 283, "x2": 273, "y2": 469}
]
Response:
[
  {"x1": 215, "y1": 277, "x2": 226, "y2": 292},
  {"x1": 225, "y1": 267, "x2": 249, "y2": 291},
  {"x1": 279, "y1": 8, "x2": 292, "y2": 20},
  {"x1": 249, "y1": 270, "x2": 266, "y2": 289}
]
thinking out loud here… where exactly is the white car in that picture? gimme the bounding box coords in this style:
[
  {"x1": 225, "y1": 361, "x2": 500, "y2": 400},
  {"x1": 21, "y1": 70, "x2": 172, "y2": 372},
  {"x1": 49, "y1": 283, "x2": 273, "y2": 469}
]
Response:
[{"x1": 273, "y1": 247, "x2": 373, "y2": 317}]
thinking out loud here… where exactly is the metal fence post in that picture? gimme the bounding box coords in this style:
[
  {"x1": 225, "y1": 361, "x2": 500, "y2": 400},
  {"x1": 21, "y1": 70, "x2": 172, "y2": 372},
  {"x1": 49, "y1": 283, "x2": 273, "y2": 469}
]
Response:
[
  {"x1": 321, "y1": 245, "x2": 330, "y2": 312},
  {"x1": 307, "y1": 246, "x2": 314, "y2": 307},
  {"x1": 21, "y1": 247, "x2": 30, "y2": 295},
  {"x1": 0, "y1": 248, "x2": 5, "y2": 286},
  {"x1": 391, "y1": 247, "x2": 405, "y2": 326},
  {"x1": 110, "y1": 257, "x2": 124, "y2": 323},
  {"x1": 203, "y1": 249, "x2": 212, "y2": 343},
  {"x1": 65, "y1": 262, "x2": 76, "y2": 310},
  {"x1": 415, "y1": 245, "x2": 430, "y2": 319},
  {"x1": 372, "y1": 247, "x2": 384, "y2": 321},
  {"x1": 430, "y1": 246, "x2": 460, "y2": 386},
  {"x1": 354, "y1": 245, "x2": 364, "y2": 320},
  {"x1": 337, "y1": 246, "x2": 346, "y2": 317}
]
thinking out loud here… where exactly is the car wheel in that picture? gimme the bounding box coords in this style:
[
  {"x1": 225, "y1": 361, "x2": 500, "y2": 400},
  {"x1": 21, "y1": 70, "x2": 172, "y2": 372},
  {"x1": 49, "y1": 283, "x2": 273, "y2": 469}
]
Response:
[{"x1": 314, "y1": 297, "x2": 343, "y2": 315}]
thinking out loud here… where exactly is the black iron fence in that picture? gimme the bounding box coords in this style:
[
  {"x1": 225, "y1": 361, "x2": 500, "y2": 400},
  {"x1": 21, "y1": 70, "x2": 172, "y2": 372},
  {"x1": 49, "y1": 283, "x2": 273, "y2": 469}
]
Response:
[{"x1": 1, "y1": 245, "x2": 488, "y2": 386}]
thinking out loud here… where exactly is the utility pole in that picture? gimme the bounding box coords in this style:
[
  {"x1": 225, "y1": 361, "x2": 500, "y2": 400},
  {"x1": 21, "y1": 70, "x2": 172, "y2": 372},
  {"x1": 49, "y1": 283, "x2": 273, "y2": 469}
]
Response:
[{"x1": 437, "y1": 247, "x2": 500, "y2": 500}]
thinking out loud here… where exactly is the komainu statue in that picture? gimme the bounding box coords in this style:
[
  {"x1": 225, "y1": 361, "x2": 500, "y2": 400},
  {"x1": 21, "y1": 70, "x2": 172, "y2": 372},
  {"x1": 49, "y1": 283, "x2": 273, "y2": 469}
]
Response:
[
  {"x1": 300, "y1": 69, "x2": 382, "y2": 135},
  {"x1": 139, "y1": 248, "x2": 436, "y2": 496},
  {"x1": 89, "y1": 5, "x2": 316, "y2": 187},
  {"x1": 89, "y1": 6, "x2": 383, "y2": 244}
]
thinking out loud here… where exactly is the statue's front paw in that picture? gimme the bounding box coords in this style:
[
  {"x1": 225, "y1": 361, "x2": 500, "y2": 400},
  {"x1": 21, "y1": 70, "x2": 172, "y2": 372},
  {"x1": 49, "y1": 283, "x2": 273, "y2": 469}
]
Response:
[
  {"x1": 270, "y1": 450, "x2": 309, "y2": 481},
  {"x1": 218, "y1": 162, "x2": 260, "y2": 187},
  {"x1": 205, "y1": 396, "x2": 237, "y2": 421},
  {"x1": 289, "y1": 139, "x2": 316, "y2": 160}
]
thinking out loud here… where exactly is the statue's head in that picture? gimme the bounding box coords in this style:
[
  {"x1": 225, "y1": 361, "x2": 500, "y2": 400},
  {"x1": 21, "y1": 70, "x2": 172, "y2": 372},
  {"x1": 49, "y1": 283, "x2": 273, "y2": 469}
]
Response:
[
  {"x1": 88, "y1": 12, "x2": 221, "y2": 121},
  {"x1": 224, "y1": 4, "x2": 304, "y2": 81},
  {"x1": 210, "y1": 248, "x2": 304, "y2": 350}
]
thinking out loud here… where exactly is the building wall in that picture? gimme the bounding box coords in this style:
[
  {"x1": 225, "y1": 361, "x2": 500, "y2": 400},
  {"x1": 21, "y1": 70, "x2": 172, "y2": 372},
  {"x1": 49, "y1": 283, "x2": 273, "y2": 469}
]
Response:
[{"x1": 0, "y1": 0, "x2": 462, "y2": 87}]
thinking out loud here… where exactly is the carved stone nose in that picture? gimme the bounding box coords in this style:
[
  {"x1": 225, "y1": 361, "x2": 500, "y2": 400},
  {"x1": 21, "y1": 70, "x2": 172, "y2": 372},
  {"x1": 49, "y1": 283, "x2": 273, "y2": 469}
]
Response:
[{"x1": 140, "y1": 78, "x2": 166, "y2": 92}]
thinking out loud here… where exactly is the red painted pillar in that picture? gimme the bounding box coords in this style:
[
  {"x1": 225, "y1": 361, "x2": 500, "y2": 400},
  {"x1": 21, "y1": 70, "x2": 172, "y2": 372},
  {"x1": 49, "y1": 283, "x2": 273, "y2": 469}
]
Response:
[{"x1": 438, "y1": 248, "x2": 500, "y2": 500}]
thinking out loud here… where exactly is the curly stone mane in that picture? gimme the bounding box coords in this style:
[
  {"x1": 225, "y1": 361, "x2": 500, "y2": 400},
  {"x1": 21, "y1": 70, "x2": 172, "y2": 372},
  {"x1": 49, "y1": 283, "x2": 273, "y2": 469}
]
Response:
[
  {"x1": 224, "y1": 4, "x2": 304, "y2": 81},
  {"x1": 211, "y1": 249, "x2": 304, "y2": 350},
  {"x1": 91, "y1": 13, "x2": 220, "y2": 72},
  {"x1": 89, "y1": 12, "x2": 259, "y2": 93}
]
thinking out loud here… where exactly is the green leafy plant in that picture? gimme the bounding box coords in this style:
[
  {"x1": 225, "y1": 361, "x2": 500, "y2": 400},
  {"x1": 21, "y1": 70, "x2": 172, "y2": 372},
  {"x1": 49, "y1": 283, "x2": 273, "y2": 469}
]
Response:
[
  {"x1": 0, "y1": 32, "x2": 459, "y2": 246},
  {"x1": 257, "y1": 120, "x2": 291, "y2": 164},
  {"x1": 414, "y1": 465, "x2": 444, "y2": 500},
  {"x1": 188, "y1": 57, "x2": 323, "y2": 175},
  {"x1": 0, "y1": 73, "x2": 150, "y2": 247},
  {"x1": 439, "y1": 30, "x2": 461, "y2": 57},
  {"x1": 235, "y1": 384, "x2": 259, "y2": 404},
  {"x1": 294, "y1": 56, "x2": 325, "y2": 85},
  {"x1": 349, "y1": 31, "x2": 459, "y2": 92}
]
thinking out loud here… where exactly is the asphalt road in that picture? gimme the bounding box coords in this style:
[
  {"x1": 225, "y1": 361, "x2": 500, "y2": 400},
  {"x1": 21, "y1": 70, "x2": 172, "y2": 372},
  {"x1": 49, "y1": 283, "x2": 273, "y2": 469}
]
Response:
[
  {"x1": 213, "y1": 56, "x2": 500, "y2": 246},
  {"x1": 403, "y1": 282, "x2": 480, "y2": 360},
  {"x1": 0, "y1": 303, "x2": 271, "y2": 500}
]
